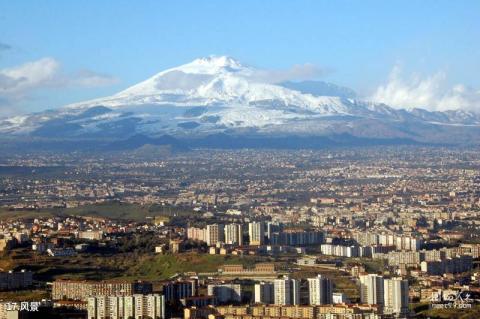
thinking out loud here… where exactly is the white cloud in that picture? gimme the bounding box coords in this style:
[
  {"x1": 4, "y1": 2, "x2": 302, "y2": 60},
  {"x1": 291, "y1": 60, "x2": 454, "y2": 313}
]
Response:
[
  {"x1": 371, "y1": 65, "x2": 480, "y2": 112},
  {"x1": 249, "y1": 63, "x2": 329, "y2": 84},
  {"x1": 0, "y1": 57, "x2": 118, "y2": 114},
  {"x1": 0, "y1": 57, "x2": 60, "y2": 95},
  {"x1": 71, "y1": 69, "x2": 119, "y2": 87}
]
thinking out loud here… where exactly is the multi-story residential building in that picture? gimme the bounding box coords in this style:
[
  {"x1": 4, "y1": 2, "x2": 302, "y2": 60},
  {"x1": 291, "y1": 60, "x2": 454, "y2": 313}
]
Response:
[
  {"x1": 206, "y1": 224, "x2": 225, "y2": 246},
  {"x1": 225, "y1": 223, "x2": 243, "y2": 246},
  {"x1": 87, "y1": 294, "x2": 165, "y2": 319},
  {"x1": 220, "y1": 263, "x2": 276, "y2": 275},
  {"x1": 254, "y1": 282, "x2": 274, "y2": 304},
  {"x1": 249, "y1": 222, "x2": 265, "y2": 246},
  {"x1": 274, "y1": 276, "x2": 300, "y2": 306},
  {"x1": 0, "y1": 270, "x2": 33, "y2": 291},
  {"x1": 52, "y1": 280, "x2": 152, "y2": 301},
  {"x1": 423, "y1": 249, "x2": 447, "y2": 262},
  {"x1": 386, "y1": 251, "x2": 421, "y2": 267},
  {"x1": 307, "y1": 275, "x2": 333, "y2": 305},
  {"x1": 186, "y1": 227, "x2": 206, "y2": 242},
  {"x1": 320, "y1": 244, "x2": 362, "y2": 258},
  {"x1": 184, "y1": 304, "x2": 381, "y2": 319},
  {"x1": 271, "y1": 230, "x2": 324, "y2": 246},
  {"x1": 458, "y1": 243, "x2": 480, "y2": 258},
  {"x1": 78, "y1": 230, "x2": 103, "y2": 240},
  {"x1": 420, "y1": 256, "x2": 473, "y2": 275},
  {"x1": 359, "y1": 274, "x2": 384, "y2": 306},
  {"x1": 162, "y1": 280, "x2": 196, "y2": 302},
  {"x1": 207, "y1": 283, "x2": 242, "y2": 304},
  {"x1": 352, "y1": 231, "x2": 422, "y2": 251},
  {"x1": 383, "y1": 278, "x2": 409, "y2": 317}
]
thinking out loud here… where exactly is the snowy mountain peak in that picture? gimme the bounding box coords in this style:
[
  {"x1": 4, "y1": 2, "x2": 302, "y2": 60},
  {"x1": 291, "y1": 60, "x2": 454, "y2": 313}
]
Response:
[
  {"x1": 153, "y1": 55, "x2": 250, "y2": 77},
  {"x1": 157, "y1": 55, "x2": 248, "y2": 77},
  {"x1": 2, "y1": 56, "x2": 479, "y2": 145},
  {"x1": 187, "y1": 55, "x2": 245, "y2": 72},
  {"x1": 96, "y1": 56, "x2": 253, "y2": 102}
]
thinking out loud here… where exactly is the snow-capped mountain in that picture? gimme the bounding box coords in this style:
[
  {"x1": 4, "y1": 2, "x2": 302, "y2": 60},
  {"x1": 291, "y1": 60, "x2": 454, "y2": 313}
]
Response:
[{"x1": 1, "y1": 56, "x2": 479, "y2": 146}]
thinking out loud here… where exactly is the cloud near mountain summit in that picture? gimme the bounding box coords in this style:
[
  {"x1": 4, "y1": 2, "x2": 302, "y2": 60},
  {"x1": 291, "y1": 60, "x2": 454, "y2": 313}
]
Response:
[
  {"x1": 371, "y1": 65, "x2": 480, "y2": 112},
  {"x1": 0, "y1": 57, "x2": 118, "y2": 115}
]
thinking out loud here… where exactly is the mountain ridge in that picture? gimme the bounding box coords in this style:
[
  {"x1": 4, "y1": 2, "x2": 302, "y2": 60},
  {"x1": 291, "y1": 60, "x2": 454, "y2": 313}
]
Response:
[{"x1": 1, "y1": 56, "x2": 479, "y2": 146}]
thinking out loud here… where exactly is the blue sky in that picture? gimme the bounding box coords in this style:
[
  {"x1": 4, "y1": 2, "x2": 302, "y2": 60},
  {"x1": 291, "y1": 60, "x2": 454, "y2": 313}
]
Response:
[{"x1": 0, "y1": 1, "x2": 479, "y2": 114}]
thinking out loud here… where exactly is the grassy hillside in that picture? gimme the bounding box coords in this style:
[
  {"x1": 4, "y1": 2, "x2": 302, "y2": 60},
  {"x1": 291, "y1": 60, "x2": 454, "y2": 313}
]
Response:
[{"x1": 0, "y1": 202, "x2": 191, "y2": 221}]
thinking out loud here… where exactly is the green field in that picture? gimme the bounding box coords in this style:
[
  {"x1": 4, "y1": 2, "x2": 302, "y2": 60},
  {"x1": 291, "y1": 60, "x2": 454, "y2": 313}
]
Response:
[
  {"x1": 0, "y1": 208, "x2": 56, "y2": 220},
  {"x1": 120, "y1": 253, "x2": 258, "y2": 280},
  {"x1": 2, "y1": 250, "x2": 260, "y2": 282},
  {"x1": 0, "y1": 290, "x2": 49, "y2": 302},
  {"x1": 412, "y1": 303, "x2": 480, "y2": 318},
  {"x1": 0, "y1": 202, "x2": 192, "y2": 221}
]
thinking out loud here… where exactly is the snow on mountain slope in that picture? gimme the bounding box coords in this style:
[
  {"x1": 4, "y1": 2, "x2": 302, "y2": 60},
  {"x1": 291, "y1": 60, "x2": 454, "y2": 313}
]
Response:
[
  {"x1": 1, "y1": 56, "x2": 480, "y2": 142},
  {"x1": 65, "y1": 56, "x2": 352, "y2": 115}
]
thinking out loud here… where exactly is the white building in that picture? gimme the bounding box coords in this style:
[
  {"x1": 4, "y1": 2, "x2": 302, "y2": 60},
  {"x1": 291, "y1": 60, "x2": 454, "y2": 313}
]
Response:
[
  {"x1": 384, "y1": 278, "x2": 409, "y2": 316},
  {"x1": 205, "y1": 224, "x2": 225, "y2": 246},
  {"x1": 87, "y1": 294, "x2": 165, "y2": 319},
  {"x1": 359, "y1": 274, "x2": 384, "y2": 305},
  {"x1": 224, "y1": 224, "x2": 243, "y2": 246},
  {"x1": 78, "y1": 230, "x2": 103, "y2": 241},
  {"x1": 274, "y1": 276, "x2": 299, "y2": 305},
  {"x1": 186, "y1": 227, "x2": 206, "y2": 242},
  {"x1": 308, "y1": 274, "x2": 333, "y2": 305},
  {"x1": 254, "y1": 282, "x2": 274, "y2": 304},
  {"x1": 249, "y1": 222, "x2": 265, "y2": 246}
]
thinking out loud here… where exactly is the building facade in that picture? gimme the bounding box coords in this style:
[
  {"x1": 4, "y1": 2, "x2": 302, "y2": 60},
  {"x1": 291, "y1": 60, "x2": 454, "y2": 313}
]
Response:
[
  {"x1": 254, "y1": 282, "x2": 274, "y2": 304},
  {"x1": 274, "y1": 277, "x2": 300, "y2": 306},
  {"x1": 206, "y1": 224, "x2": 225, "y2": 246},
  {"x1": 52, "y1": 280, "x2": 152, "y2": 301},
  {"x1": 307, "y1": 275, "x2": 333, "y2": 305},
  {"x1": 248, "y1": 222, "x2": 265, "y2": 246},
  {"x1": 225, "y1": 224, "x2": 243, "y2": 246},
  {"x1": 207, "y1": 283, "x2": 242, "y2": 304},
  {"x1": 359, "y1": 274, "x2": 384, "y2": 306},
  {"x1": 383, "y1": 278, "x2": 409, "y2": 316},
  {"x1": 87, "y1": 294, "x2": 165, "y2": 319}
]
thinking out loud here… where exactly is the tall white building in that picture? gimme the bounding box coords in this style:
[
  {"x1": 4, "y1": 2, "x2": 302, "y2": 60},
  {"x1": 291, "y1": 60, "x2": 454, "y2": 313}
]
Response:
[
  {"x1": 108, "y1": 296, "x2": 125, "y2": 319},
  {"x1": 224, "y1": 224, "x2": 243, "y2": 246},
  {"x1": 359, "y1": 274, "x2": 384, "y2": 305},
  {"x1": 89, "y1": 296, "x2": 107, "y2": 319},
  {"x1": 205, "y1": 224, "x2": 225, "y2": 246},
  {"x1": 254, "y1": 282, "x2": 274, "y2": 304},
  {"x1": 87, "y1": 294, "x2": 165, "y2": 319},
  {"x1": 186, "y1": 227, "x2": 206, "y2": 242},
  {"x1": 308, "y1": 274, "x2": 333, "y2": 305},
  {"x1": 384, "y1": 278, "x2": 409, "y2": 316},
  {"x1": 274, "y1": 276, "x2": 299, "y2": 305},
  {"x1": 249, "y1": 222, "x2": 265, "y2": 246}
]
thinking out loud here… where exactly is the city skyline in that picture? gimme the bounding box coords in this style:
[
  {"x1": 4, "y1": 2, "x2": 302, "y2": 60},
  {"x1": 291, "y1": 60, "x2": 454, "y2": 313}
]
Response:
[{"x1": 0, "y1": 2, "x2": 479, "y2": 318}]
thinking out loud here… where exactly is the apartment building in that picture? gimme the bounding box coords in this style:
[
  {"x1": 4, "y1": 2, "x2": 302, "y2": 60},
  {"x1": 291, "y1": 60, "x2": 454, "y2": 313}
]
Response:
[
  {"x1": 87, "y1": 294, "x2": 165, "y2": 319},
  {"x1": 52, "y1": 280, "x2": 152, "y2": 301}
]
